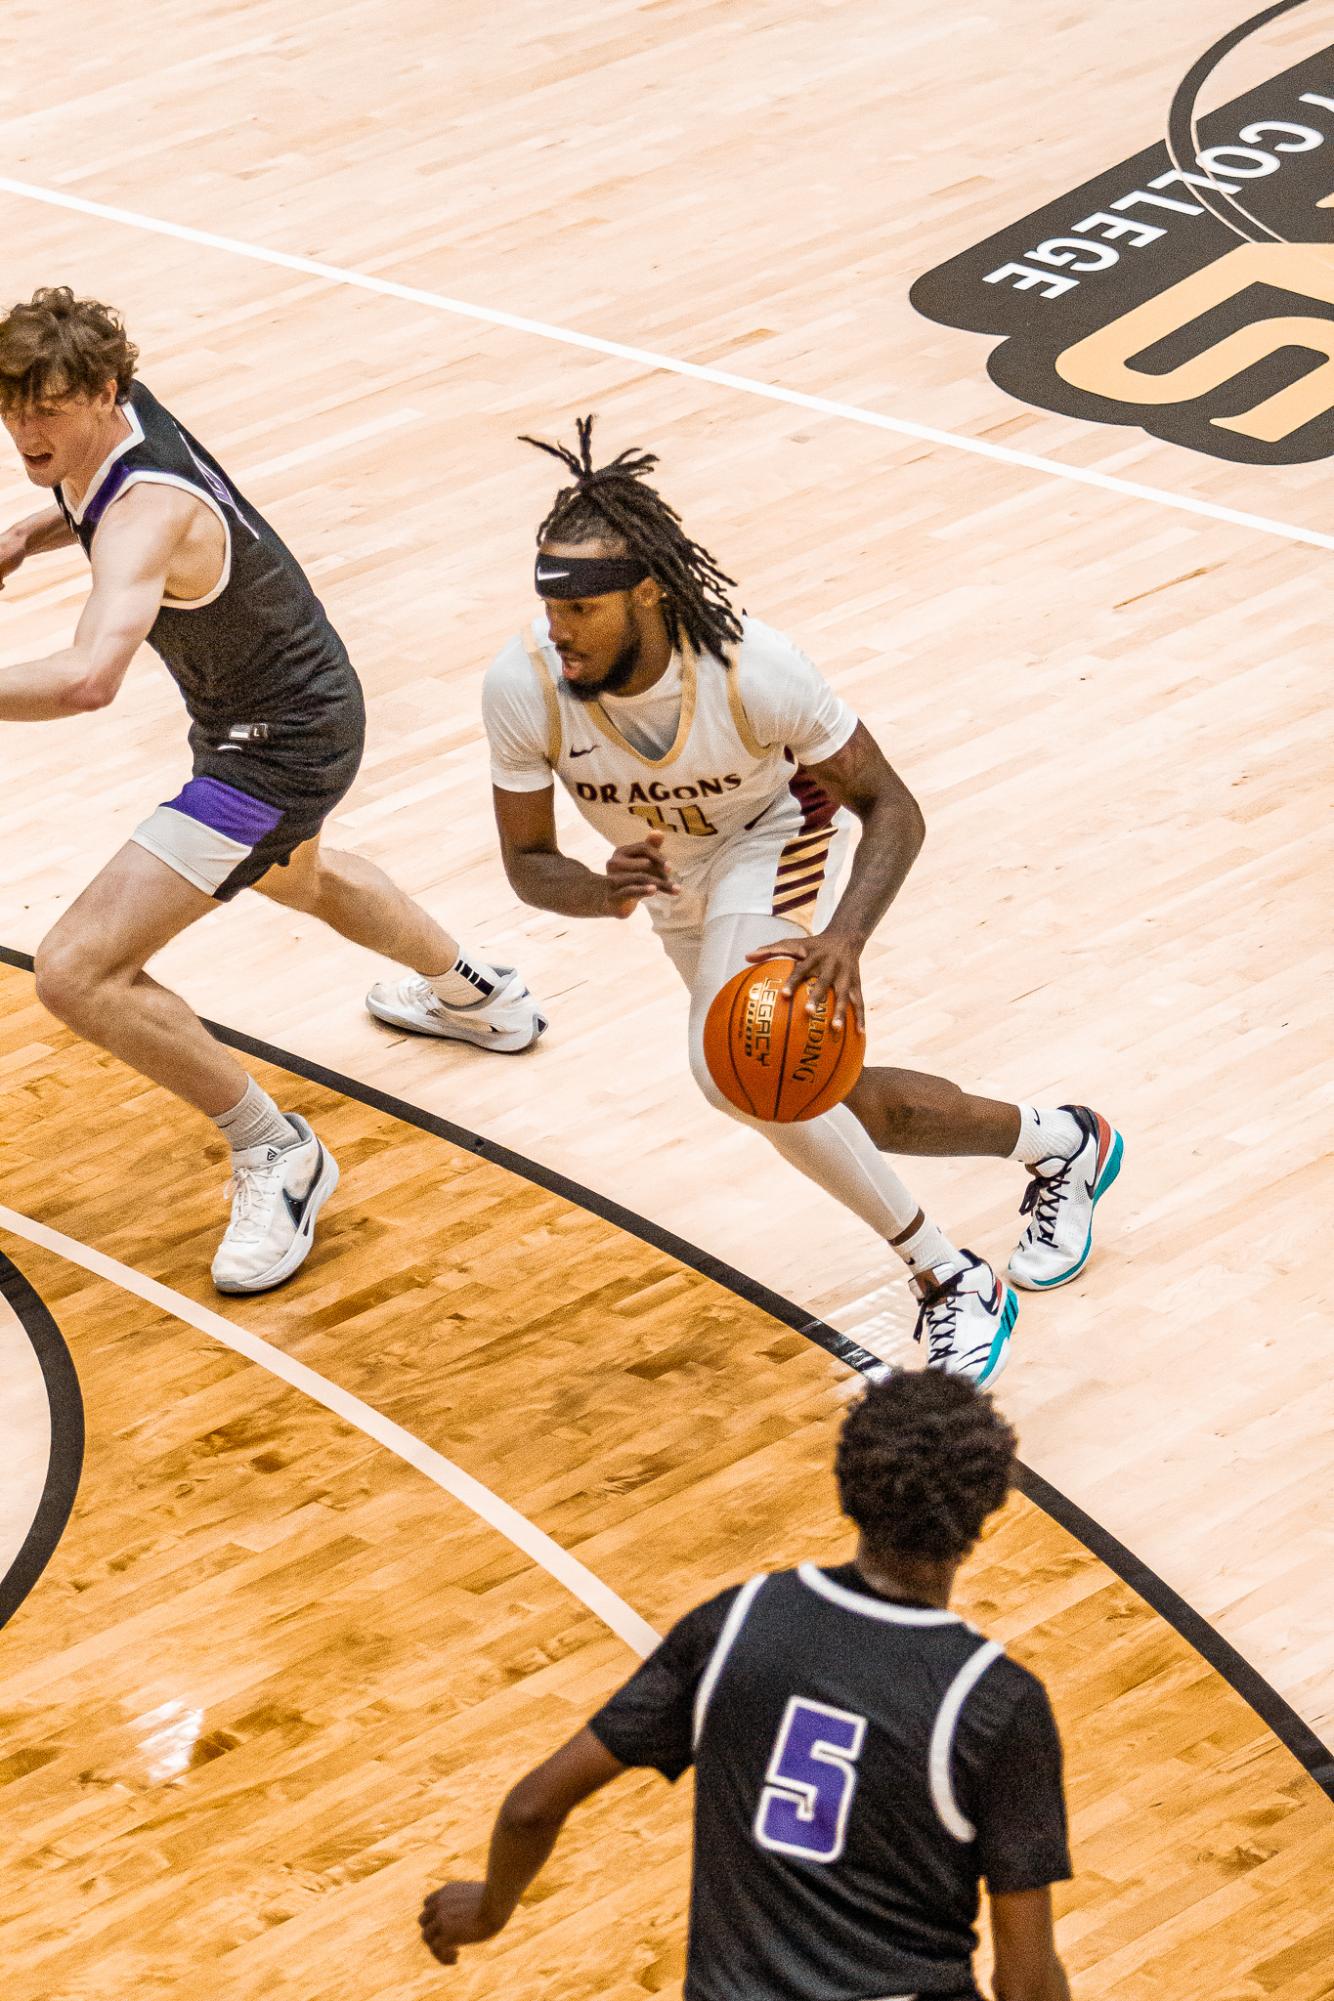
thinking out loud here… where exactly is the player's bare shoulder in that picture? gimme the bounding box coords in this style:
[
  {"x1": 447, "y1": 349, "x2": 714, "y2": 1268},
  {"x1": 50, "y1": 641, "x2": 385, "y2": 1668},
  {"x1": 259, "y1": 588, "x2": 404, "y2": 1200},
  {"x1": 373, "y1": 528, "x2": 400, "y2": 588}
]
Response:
[
  {"x1": 89, "y1": 474, "x2": 198, "y2": 549},
  {"x1": 89, "y1": 475, "x2": 225, "y2": 602}
]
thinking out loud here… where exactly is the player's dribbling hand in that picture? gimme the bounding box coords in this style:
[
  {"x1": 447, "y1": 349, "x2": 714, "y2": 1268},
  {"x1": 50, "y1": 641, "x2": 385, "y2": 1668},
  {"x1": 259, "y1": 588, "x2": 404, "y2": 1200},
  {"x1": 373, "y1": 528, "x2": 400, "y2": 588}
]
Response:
[
  {"x1": 418, "y1": 1881, "x2": 507, "y2": 1965},
  {"x1": 603, "y1": 829, "x2": 679, "y2": 918},
  {"x1": 745, "y1": 929, "x2": 866, "y2": 1034}
]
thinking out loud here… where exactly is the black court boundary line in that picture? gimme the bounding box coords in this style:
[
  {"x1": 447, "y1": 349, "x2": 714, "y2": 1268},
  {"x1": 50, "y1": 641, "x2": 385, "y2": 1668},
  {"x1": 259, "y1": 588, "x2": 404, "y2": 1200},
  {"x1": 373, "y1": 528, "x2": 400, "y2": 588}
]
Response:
[
  {"x1": 0, "y1": 1246, "x2": 85, "y2": 1630},
  {"x1": 0, "y1": 943, "x2": 875, "y2": 1379},
  {"x1": 2, "y1": 941, "x2": 1330, "y2": 1801}
]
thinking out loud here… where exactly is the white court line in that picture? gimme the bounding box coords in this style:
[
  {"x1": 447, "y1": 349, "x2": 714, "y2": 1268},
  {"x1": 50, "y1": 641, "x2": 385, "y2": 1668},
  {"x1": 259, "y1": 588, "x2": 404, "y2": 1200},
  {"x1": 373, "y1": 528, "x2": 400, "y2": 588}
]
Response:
[
  {"x1": 3, "y1": 175, "x2": 1332, "y2": 556},
  {"x1": 0, "y1": 1202, "x2": 660, "y2": 1658}
]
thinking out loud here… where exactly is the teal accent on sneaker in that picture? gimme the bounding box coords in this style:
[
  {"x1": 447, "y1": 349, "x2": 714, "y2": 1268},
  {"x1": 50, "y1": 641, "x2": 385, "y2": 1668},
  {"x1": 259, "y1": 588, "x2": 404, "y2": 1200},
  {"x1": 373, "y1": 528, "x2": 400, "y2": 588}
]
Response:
[
  {"x1": 977, "y1": 1286, "x2": 1019, "y2": 1384},
  {"x1": 1023, "y1": 1128, "x2": 1124, "y2": 1290}
]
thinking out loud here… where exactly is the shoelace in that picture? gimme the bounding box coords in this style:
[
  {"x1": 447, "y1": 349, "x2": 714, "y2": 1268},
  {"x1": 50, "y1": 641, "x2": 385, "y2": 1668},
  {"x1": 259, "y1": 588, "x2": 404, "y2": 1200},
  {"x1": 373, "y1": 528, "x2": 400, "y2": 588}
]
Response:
[
  {"x1": 913, "y1": 1267, "x2": 968, "y2": 1367},
  {"x1": 1018, "y1": 1159, "x2": 1073, "y2": 1247},
  {"x1": 222, "y1": 1159, "x2": 284, "y2": 1242}
]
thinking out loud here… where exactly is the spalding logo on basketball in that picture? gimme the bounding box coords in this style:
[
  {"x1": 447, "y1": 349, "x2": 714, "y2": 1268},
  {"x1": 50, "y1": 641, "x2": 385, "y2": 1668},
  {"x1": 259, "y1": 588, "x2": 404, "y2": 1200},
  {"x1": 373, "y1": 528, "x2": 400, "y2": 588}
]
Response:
[{"x1": 703, "y1": 958, "x2": 866, "y2": 1123}]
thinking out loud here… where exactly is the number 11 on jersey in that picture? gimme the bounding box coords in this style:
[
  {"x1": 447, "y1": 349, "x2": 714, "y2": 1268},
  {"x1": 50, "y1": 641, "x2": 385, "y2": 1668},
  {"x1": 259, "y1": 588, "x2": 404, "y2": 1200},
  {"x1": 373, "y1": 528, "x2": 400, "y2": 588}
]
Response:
[{"x1": 754, "y1": 1696, "x2": 867, "y2": 1863}]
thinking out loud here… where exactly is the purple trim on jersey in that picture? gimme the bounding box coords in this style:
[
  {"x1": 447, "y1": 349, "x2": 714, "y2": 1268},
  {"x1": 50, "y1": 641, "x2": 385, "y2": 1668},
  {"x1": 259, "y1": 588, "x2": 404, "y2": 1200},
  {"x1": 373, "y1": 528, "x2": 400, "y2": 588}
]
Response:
[
  {"x1": 165, "y1": 776, "x2": 284, "y2": 845},
  {"x1": 82, "y1": 460, "x2": 136, "y2": 531}
]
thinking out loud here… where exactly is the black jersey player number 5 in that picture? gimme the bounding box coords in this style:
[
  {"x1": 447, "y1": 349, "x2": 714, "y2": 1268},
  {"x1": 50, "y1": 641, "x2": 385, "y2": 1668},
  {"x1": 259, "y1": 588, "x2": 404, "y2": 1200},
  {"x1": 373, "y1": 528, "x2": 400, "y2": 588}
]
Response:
[{"x1": 754, "y1": 1697, "x2": 868, "y2": 1863}]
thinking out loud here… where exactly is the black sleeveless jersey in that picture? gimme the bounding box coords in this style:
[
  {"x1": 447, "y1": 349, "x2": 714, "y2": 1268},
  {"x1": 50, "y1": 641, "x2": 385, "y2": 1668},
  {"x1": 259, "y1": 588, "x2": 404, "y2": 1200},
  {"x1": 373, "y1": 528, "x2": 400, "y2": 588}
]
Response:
[
  {"x1": 55, "y1": 381, "x2": 362, "y2": 760},
  {"x1": 591, "y1": 1563, "x2": 1070, "y2": 2001}
]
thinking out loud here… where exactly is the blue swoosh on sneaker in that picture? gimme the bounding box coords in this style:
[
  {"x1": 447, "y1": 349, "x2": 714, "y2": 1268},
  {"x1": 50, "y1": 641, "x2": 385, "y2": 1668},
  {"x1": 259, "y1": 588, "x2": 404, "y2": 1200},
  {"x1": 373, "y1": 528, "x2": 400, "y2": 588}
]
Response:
[{"x1": 976, "y1": 1287, "x2": 1018, "y2": 1385}]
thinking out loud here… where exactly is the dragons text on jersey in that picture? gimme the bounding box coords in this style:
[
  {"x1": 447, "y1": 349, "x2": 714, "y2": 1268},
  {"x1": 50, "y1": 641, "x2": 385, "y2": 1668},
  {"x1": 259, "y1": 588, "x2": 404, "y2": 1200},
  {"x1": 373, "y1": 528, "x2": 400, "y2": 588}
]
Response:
[{"x1": 484, "y1": 614, "x2": 859, "y2": 933}]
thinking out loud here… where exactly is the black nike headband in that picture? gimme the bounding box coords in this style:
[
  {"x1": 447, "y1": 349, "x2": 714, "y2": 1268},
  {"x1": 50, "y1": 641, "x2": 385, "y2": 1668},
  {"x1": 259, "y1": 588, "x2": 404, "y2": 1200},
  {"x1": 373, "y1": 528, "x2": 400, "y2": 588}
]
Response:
[{"x1": 534, "y1": 552, "x2": 650, "y2": 598}]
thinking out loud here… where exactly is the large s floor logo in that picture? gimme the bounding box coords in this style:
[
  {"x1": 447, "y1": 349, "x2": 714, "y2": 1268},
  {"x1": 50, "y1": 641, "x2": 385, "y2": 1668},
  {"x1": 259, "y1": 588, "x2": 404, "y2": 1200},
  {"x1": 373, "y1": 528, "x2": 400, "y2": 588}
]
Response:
[{"x1": 910, "y1": 37, "x2": 1334, "y2": 463}]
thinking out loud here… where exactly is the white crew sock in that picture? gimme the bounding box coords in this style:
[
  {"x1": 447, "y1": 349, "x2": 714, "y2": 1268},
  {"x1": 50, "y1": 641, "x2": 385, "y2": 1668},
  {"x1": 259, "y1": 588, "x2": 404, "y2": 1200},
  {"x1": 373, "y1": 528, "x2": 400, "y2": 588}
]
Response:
[
  {"x1": 1012, "y1": 1104, "x2": 1083, "y2": 1170},
  {"x1": 427, "y1": 949, "x2": 503, "y2": 1009},
  {"x1": 895, "y1": 1218, "x2": 966, "y2": 1282},
  {"x1": 214, "y1": 1077, "x2": 298, "y2": 1155}
]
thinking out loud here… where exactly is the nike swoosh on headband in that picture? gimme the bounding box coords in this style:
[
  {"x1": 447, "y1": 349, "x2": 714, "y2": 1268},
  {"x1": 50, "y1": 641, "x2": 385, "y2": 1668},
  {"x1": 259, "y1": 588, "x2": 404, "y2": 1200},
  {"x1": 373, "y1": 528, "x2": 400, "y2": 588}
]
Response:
[{"x1": 534, "y1": 553, "x2": 652, "y2": 596}]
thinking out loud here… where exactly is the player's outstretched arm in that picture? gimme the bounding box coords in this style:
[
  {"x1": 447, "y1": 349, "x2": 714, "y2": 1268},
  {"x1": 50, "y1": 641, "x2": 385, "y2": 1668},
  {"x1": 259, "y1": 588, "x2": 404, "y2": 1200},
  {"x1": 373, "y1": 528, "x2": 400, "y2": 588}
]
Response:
[
  {"x1": 494, "y1": 784, "x2": 679, "y2": 919},
  {"x1": 0, "y1": 504, "x2": 77, "y2": 591},
  {"x1": 418, "y1": 1727, "x2": 626, "y2": 1966},
  {"x1": 746, "y1": 720, "x2": 925, "y2": 1031},
  {"x1": 0, "y1": 485, "x2": 185, "y2": 721},
  {"x1": 989, "y1": 1886, "x2": 1072, "y2": 2001}
]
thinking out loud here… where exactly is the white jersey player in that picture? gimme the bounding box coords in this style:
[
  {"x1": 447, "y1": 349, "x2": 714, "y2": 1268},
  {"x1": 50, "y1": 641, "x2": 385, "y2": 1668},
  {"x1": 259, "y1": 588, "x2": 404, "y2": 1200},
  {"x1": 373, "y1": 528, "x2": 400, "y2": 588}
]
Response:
[
  {"x1": 437, "y1": 421, "x2": 1120, "y2": 1377},
  {"x1": 488, "y1": 609, "x2": 858, "y2": 948}
]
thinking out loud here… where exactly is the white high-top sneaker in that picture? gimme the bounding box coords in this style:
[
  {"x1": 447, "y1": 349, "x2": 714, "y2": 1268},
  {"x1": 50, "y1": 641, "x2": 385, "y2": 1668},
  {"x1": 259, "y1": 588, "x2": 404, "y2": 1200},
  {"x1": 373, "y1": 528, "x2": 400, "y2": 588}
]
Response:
[
  {"x1": 212, "y1": 1115, "x2": 339, "y2": 1295},
  {"x1": 910, "y1": 1253, "x2": 1017, "y2": 1387},
  {"x1": 1007, "y1": 1106, "x2": 1123, "y2": 1291},
  {"x1": 366, "y1": 968, "x2": 547, "y2": 1053}
]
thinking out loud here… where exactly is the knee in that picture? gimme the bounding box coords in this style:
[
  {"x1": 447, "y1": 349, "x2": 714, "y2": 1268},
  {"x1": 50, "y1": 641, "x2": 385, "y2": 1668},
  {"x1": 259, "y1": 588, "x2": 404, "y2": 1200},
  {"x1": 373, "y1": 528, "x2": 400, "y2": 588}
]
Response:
[
  {"x1": 845, "y1": 1073, "x2": 915, "y2": 1148},
  {"x1": 263, "y1": 855, "x2": 334, "y2": 916},
  {"x1": 304, "y1": 849, "x2": 366, "y2": 921},
  {"x1": 34, "y1": 934, "x2": 103, "y2": 1027}
]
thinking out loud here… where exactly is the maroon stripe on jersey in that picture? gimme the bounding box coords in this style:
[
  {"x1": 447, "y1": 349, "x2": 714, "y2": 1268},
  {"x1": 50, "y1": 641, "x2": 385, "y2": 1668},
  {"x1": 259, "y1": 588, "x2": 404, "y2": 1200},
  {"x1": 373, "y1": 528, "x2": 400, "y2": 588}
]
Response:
[
  {"x1": 777, "y1": 843, "x2": 831, "y2": 879},
  {"x1": 773, "y1": 833, "x2": 831, "y2": 912},
  {"x1": 777, "y1": 829, "x2": 832, "y2": 862},
  {"x1": 772, "y1": 787, "x2": 835, "y2": 917},
  {"x1": 776, "y1": 860, "x2": 828, "y2": 892},
  {"x1": 776, "y1": 884, "x2": 828, "y2": 916},
  {"x1": 789, "y1": 770, "x2": 839, "y2": 834}
]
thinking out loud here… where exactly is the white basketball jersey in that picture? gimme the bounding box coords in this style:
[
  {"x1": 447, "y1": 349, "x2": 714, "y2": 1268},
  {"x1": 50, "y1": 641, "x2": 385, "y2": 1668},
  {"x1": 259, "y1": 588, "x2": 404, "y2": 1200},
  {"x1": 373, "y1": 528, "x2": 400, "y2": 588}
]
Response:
[{"x1": 487, "y1": 614, "x2": 856, "y2": 884}]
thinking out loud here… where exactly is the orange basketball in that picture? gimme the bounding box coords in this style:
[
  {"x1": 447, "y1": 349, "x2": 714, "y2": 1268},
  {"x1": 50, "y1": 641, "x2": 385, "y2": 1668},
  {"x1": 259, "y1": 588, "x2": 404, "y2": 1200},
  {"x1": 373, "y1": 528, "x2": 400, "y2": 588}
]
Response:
[{"x1": 703, "y1": 957, "x2": 866, "y2": 1123}]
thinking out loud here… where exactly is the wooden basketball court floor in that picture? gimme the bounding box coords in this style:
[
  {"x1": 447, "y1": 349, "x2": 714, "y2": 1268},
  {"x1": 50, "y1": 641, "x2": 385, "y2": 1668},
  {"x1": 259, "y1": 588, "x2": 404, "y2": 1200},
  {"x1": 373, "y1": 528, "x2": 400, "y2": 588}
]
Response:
[{"x1": 2, "y1": 1, "x2": 1332, "y2": 1995}]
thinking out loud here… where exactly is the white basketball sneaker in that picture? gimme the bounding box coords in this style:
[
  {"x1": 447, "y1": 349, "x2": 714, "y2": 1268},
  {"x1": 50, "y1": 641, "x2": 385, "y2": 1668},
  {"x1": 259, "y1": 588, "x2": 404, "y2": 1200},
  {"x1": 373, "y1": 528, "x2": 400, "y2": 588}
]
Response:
[
  {"x1": 911, "y1": 1253, "x2": 1017, "y2": 1387},
  {"x1": 365, "y1": 968, "x2": 547, "y2": 1053},
  {"x1": 212, "y1": 1115, "x2": 339, "y2": 1296},
  {"x1": 1007, "y1": 1106, "x2": 1124, "y2": 1291}
]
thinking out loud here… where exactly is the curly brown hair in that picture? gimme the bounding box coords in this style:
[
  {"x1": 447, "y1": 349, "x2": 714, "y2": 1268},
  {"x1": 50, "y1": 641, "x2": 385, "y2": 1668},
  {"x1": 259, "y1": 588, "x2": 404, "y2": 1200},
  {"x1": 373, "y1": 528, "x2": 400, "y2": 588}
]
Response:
[
  {"x1": 0, "y1": 287, "x2": 139, "y2": 413},
  {"x1": 835, "y1": 1369, "x2": 1017, "y2": 1564}
]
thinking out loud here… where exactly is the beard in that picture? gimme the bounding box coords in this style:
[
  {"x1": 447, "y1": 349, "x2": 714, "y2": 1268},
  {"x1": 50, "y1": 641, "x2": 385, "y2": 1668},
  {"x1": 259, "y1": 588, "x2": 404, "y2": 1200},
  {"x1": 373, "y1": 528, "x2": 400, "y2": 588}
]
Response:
[{"x1": 565, "y1": 626, "x2": 643, "y2": 703}]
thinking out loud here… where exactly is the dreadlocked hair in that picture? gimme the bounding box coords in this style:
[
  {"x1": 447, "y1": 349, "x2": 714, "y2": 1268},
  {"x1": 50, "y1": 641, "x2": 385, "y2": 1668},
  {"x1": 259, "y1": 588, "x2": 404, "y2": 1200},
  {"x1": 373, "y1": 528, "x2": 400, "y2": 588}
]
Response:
[
  {"x1": 520, "y1": 414, "x2": 745, "y2": 660},
  {"x1": 835, "y1": 1370, "x2": 1016, "y2": 1565}
]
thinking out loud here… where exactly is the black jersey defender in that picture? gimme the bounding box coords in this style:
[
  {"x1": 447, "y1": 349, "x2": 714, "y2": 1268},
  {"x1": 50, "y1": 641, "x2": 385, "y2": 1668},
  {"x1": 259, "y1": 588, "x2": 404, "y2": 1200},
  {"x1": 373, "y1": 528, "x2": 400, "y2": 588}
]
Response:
[
  {"x1": 591, "y1": 1562, "x2": 1071, "y2": 2001},
  {"x1": 56, "y1": 380, "x2": 365, "y2": 896}
]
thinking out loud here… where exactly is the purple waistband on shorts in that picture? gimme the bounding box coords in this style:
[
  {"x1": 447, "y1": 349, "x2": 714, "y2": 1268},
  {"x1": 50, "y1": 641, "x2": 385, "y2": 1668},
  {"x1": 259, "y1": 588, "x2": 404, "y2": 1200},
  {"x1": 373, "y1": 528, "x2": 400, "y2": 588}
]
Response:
[{"x1": 165, "y1": 775, "x2": 285, "y2": 846}]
